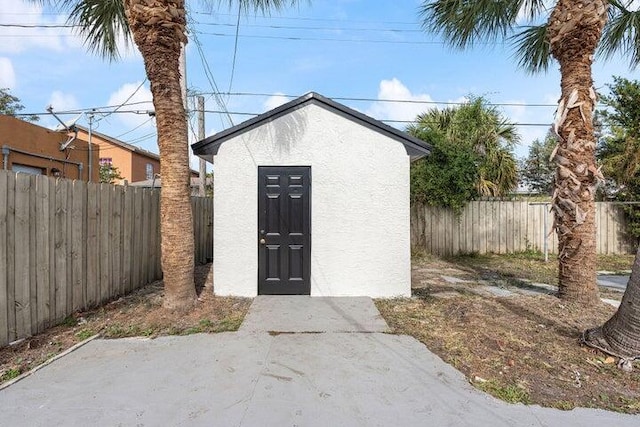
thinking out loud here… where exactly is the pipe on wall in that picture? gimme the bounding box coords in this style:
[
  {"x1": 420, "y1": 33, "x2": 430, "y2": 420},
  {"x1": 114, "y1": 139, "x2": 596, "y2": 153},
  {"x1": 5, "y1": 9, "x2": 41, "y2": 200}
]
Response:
[{"x1": 1, "y1": 144, "x2": 84, "y2": 177}]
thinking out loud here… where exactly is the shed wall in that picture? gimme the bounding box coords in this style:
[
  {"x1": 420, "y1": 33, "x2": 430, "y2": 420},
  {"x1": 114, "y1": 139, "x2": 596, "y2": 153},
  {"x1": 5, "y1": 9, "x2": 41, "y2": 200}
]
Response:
[{"x1": 213, "y1": 104, "x2": 410, "y2": 297}]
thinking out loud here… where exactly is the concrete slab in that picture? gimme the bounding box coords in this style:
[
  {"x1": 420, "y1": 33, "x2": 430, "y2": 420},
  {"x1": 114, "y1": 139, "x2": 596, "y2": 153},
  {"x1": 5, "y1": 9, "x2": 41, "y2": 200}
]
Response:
[
  {"x1": 1, "y1": 333, "x2": 637, "y2": 426},
  {"x1": 239, "y1": 296, "x2": 389, "y2": 333},
  {"x1": 598, "y1": 275, "x2": 629, "y2": 291}
]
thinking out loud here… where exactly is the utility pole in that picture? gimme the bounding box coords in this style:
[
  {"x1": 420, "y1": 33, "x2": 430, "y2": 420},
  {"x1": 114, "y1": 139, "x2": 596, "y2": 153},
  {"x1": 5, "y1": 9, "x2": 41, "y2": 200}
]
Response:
[
  {"x1": 179, "y1": 45, "x2": 188, "y2": 110},
  {"x1": 87, "y1": 112, "x2": 94, "y2": 182},
  {"x1": 197, "y1": 96, "x2": 206, "y2": 197}
]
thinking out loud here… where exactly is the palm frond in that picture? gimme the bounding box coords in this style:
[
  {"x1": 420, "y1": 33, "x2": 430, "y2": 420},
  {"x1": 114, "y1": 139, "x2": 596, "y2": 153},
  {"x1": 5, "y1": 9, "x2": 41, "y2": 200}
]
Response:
[
  {"x1": 215, "y1": 0, "x2": 306, "y2": 14},
  {"x1": 517, "y1": 0, "x2": 547, "y2": 22},
  {"x1": 419, "y1": 0, "x2": 523, "y2": 49},
  {"x1": 67, "y1": 0, "x2": 130, "y2": 61},
  {"x1": 29, "y1": 0, "x2": 130, "y2": 61},
  {"x1": 599, "y1": 3, "x2": 640, "y2": 69},
  {"x1": 510, "y1": 24, "x2": 551, "y2": 73}
]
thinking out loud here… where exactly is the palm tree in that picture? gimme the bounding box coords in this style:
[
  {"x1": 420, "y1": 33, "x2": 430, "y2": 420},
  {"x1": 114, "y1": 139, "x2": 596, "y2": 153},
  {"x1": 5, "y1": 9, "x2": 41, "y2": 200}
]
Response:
[
  {"x1": 409, "y1": 97, "x2": 520, "y2": 198},
  {"x1": 38, "y1": 0, "x2": 301, "y2": 310},
  {"x1": 420, "y1": 0, "x2": 640, "y2": 307}
]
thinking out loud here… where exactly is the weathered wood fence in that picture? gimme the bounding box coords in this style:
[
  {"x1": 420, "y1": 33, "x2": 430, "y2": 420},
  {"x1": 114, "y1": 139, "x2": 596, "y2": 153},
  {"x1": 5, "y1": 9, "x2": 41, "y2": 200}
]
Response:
[
  {"x1": 411, "y1": 201, "x2": 635, "y2": 256},
  {"x1": 0, "y1": 171, "x2": 213, "y2": 347}
]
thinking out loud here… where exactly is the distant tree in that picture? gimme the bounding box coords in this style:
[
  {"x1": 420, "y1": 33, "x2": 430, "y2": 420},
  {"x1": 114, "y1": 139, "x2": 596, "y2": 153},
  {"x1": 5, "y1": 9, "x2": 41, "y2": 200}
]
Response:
[
  {"x1": 408, "y1": 96, "x2": 519, "y2": 211},
  {"x1": 409, "y1": 130, "x2": 477, "y2": 213},
  {"x1": 597, "y1": 76, "x2": 640, "y2": 239},
  {"x1": 520, "y1": 132, "x2": 557, "y2": 195},
  {"x1": 99, "y1": 162, "x2": 124, "y2": 184},
  {"x1": 0, "y1": 88, "x2": 38, "y2": 122}
]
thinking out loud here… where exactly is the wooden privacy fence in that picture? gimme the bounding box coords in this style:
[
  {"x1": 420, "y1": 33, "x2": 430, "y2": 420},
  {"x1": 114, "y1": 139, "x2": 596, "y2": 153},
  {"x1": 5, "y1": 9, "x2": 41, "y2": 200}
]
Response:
[
  {"x1": 0, "y1": 170, "x2": 213, "y2": 347},
  {"x1": 411, "y1": 200, "x2": 635, "y2": 256}
]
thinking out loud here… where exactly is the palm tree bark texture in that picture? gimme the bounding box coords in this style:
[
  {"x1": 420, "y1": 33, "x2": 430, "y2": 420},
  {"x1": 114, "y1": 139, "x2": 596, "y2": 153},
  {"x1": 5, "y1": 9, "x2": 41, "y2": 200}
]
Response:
[
  {"x1": 547, "y1": 0, "x2": 607, "y2": 306},
  {"x1": 584, "y1": 246, "x2": 640, "y2": 371},
  {"x1": 124, "y1": 0, "x2": 197, "y2": 310}
]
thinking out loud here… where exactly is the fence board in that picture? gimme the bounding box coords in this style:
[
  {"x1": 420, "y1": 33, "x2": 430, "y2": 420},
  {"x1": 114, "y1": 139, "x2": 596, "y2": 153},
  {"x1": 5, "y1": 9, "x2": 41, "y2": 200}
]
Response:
[
  {"x1": 141, "y1": 190, "x2": 150, "y2": 286},
  {"x1": 28, "y1": 176, "x2": 38, "y2": 334},
  {"x1": 35, "y1": 175, "x2": 51, "y2": 332},
  {"x1": 71, "y1": 180, "x2": 86, "y2": 311},
  {"x1": 132, "y1": 188, "x2": 143, "y2": 291},
  {"x1": 0, "y1": 173, "x2": 8, "y2": 346},
  {"x1": 122, "y1": 187, "x2": 133, "y2": 293},
  {"x1": 14, "y1": 174, "x2": 31, "y2": 339},
  {"x1": 99, "y1": 184, "x2": 111, "y2": 303},
  {"x1": 86, "y1": 183, "x2": 99, "y2": 307},
  {"x1": 111, "y1": 186, "x2": 122, "y2": 297},
  {"x1": 54, "y1": 179, "x2": 69, "y2": 322},
  {"x1": 6, "y1": 173, "x2": 15, "y2": 342}
]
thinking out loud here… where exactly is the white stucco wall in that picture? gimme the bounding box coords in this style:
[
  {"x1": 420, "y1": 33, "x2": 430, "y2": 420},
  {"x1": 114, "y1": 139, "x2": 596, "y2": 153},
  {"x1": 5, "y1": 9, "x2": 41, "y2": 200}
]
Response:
[{"x1": 213, "y1": 103, "x2": 410, "y2": 297}]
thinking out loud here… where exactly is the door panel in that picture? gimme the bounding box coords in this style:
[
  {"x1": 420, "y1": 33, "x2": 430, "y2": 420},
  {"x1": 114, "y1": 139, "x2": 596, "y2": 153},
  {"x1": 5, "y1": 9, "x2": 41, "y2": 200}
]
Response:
[{"x1": 258, "y1": 166, "x2": 311, "y2": 295}]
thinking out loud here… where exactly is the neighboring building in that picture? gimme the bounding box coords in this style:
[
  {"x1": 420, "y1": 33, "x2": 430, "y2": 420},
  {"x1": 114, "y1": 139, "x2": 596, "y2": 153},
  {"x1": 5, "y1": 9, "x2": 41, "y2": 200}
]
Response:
[
  {"x1": 74, "y1": 125, "x2": 161, "y2": 184},
  {"x1": 129, "y1": 176, "x2": 212, "y2": 196},
  {"x1": 192, "y1": 92, "x2": 431, "y2": 298},
  {"x1": 0, "y1": 115, "x2": 99, "y2": 181}
]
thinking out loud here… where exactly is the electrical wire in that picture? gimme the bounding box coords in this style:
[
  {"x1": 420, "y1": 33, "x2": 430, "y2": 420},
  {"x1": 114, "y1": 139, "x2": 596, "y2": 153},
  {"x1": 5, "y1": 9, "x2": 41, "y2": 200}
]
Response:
[
  {"x1": 193, "y1": 91, "x2": 559, "y2": 108},
  {"x1": 227, "y1": 3, "x2": 242, "y2": 95},
  {"x1": 96, "y1": 78, "x2": 149, "y2": 122},
  {"x1": 199, "y1": 109, "x2": 552, "y2": 127}
]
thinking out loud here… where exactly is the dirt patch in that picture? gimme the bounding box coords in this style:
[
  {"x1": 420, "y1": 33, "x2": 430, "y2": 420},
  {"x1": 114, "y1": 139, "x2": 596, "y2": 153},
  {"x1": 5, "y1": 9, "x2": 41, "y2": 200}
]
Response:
[
  {"x1": 0, "y1": 263, "x2": 252, "y2": 385},
  {"x1": 376, "y1": 256, "x2": 640, "y2": 414}
]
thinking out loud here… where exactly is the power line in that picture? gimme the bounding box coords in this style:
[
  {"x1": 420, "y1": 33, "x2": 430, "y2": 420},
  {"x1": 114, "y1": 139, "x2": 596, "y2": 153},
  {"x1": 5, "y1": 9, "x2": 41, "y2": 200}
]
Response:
[
  {"x1": 192, "y1": 30, "x2": 448, "y2": 45},
  {"x1": 0, "y1": 23, "x2": 74, "y2": 28},
  {"x1": 193, "y1": 91, "x2": 559, "y2": 108},
  {"x1": 195, "y1": 21, "x2": 422, "y2": 33},
  {"x1": 226, "y1": 3, "x2": 242, "y2": 94},
  {"x1": 96, "y1": 78, "x2": 149, "y2": 122},
  {"x1": 190, "y1": 10, "x2": 418, "y2": 26},
  {"x1": 113, "y1": 117, "x2": 155, "y2": 139},
  {"x1": 200, "y1": 109, "x2": 552, "y2": 127}
]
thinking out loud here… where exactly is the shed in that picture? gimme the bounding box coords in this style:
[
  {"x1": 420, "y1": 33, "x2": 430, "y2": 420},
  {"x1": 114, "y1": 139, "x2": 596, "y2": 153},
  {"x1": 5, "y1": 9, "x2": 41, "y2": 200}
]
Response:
[{"x1": 191, "y1": 92, "x2": 430, "y2": 297}]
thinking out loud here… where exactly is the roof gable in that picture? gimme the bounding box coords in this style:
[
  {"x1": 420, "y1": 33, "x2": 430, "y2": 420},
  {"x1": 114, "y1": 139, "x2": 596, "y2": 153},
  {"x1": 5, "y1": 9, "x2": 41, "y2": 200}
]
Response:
[{"x1": 191, "y1": 92, "x2": 431, "y2": 162}]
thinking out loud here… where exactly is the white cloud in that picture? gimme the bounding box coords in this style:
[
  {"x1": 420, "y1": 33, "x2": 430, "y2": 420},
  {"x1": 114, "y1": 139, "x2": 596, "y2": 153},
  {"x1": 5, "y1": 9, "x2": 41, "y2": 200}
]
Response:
[
  {"x1": 366, "y1": 78, "x2": 435, "y2": 124},
  {"x1": 48, "y1": 90, "x2": 79, "y2": 111},
  {"x1": 263, "y1": 93, "x2": 289, "y2": 111},
  {"x1": 0, "y1": 0, "x2": 72, "y2": 53},
  {"x1": 0, "y1": 57, "x2": 16, "y2": 88},
  {"x1": 106, "y1": 81, "x2": 154, "y2": 129}
]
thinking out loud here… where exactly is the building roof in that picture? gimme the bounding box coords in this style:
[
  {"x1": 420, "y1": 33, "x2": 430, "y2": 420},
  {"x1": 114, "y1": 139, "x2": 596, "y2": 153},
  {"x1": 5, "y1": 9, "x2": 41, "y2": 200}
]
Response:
[
  {"x1": 191, "y1": 92, "x2": 431, "y2": 163},
  {"x1": 75, "y1": 125, "x2": 161, "y2": 162}
]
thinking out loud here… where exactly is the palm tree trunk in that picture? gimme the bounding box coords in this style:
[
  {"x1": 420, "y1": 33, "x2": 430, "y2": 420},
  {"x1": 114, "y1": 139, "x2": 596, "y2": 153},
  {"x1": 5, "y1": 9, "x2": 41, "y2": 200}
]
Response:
[
  {"x1": 583, "y1": 244, "x2": 640, "y2": 366},
  {"x1": 124, "y1": 0, "x2": 196, "y2": 310},
  {"x1": 547, "y1": 0, "x2": 607, "y2": 306}
]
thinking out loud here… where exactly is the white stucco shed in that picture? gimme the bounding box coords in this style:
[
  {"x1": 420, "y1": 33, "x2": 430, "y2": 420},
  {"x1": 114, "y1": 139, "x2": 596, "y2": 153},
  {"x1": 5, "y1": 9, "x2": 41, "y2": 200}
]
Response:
[{"x1": 192, "y1": 92, "x2": 430, "y2": 298}]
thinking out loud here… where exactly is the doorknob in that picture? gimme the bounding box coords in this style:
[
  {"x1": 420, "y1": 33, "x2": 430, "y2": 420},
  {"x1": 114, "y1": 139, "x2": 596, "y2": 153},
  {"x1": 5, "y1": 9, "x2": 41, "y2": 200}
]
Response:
[{"x1": 259, "y1": 238, "x2": 266, "y2": 245}]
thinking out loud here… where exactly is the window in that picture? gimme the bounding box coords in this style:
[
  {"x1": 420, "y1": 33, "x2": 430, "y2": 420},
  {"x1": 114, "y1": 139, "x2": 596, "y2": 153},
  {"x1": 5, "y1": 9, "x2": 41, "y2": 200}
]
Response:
[
  {"x1": 12, "y1": 164, "x2": 43, "y2": 175},
  {"x1": 146, "y1": 163, "x2": 154, "y2": 180},
  {"x1": 99, "y1": 157, "x2": 113, "y2": 166}
]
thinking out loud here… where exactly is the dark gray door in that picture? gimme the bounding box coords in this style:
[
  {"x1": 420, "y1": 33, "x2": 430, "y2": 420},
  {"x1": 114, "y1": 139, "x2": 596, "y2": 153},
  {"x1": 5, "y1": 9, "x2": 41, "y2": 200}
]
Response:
[{"x1": 258, "y1": 166, "x2": 311, "y2": 295}]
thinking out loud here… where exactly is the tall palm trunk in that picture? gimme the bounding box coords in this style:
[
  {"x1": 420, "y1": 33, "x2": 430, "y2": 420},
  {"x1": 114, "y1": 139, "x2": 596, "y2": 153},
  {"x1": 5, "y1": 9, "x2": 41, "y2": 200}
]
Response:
[
  {"x1": 547, "y1": 0, "x2": 607, "y2": 306},
  {"x1": 124, "y1": 0, "x2": 196, "y2": 310},
  {"x1": 584, "y1": 245, "x2": 640, "y2": 367}
]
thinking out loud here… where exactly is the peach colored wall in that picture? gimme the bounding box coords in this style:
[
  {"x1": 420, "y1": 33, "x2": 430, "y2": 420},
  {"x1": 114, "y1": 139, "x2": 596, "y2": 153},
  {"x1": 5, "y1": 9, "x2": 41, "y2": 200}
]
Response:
[
  {"x1": 75, "y1": 129, "x2": 163, "y2": 184},
  {"x1": 131, "y1": 152, "x2": 160, "y2": 182},
  {"x1": 76, "y1": 128, "x2": 133, "y2": 184},
  {"x1": 0, "y1": 115, "x2": 99, "y2": 181}
]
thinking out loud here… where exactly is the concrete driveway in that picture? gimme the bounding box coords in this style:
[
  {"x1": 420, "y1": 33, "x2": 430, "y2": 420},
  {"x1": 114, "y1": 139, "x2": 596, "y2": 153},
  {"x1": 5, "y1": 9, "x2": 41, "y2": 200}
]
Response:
[
  {"x1": 598, "y1": 274, "x2": 630, "y2": 291},
  {"x1": 0, "y1": 296, "x2": 638, "y2": 426}
]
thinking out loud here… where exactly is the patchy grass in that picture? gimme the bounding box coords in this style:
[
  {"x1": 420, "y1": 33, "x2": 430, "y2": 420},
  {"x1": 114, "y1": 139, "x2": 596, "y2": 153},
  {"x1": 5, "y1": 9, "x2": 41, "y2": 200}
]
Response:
[
  {"x1": 0, "y1": 264, "x2": 251, "y2": 387},
  {"x1": 377, "y1": 255, "x2": 640, "y2": 414}
]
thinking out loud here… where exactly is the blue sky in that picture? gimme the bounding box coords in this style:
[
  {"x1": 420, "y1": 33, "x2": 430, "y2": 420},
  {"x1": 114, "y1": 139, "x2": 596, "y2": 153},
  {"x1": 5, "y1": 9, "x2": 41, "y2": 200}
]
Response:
[{"x1": 1, "y1": 0, "x2": 638, "y2": 170}]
